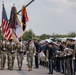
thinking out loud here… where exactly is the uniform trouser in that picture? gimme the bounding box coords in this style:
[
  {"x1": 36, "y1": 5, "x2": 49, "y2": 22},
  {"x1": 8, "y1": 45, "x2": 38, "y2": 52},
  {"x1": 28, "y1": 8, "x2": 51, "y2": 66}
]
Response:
[
  {"x1": 28, "y1": 56, "x2": 33, "y2": 68},
  {"x1": 74, "y1": 61, "x2": 76, "y2": 74},
  {"x1": 65, "y1": 58, "x2": 71, "y2": 75},
  {"x1": 17, "y1": 53, "x2": 24, "y2": 68},
  {"x1": 35, "y1": 55, "x2": 38, "y2": 68},
  {"x1": 7, "y1": 53, "x2": 10, "y2": 68},
  {"x1": 60, "y1": 60, "x2": 64, "y2": 73},
  {"x1": 72, "y1": 60, "x2": 76, "y2": 75},
  {"x1": 53, "y1": 57, "x2": 57, "y2": 70},
  {"x1": 48, "y1": 59, "x2": 53, "y2": 73},
  {"x1": 1, "y1": 51, "x2": 6, "y2": 68},
  {"x1": 64, "y1": 60, "x2": 66, "y2": 74},
  {"x1": 56, "y1": 57, "x2": 60, "y2": 72},
  {"x1": 70, "y1": 59, "x2": 73, "y2": 75},
  {"x1": 9, "y1": 53, "x2": 15, "y2": 69}
]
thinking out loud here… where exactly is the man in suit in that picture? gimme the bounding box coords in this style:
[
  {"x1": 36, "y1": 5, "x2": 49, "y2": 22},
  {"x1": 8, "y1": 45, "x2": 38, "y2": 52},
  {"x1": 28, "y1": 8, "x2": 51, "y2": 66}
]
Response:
[
  {"x1": 47, "y1": 42, "x2": 54, "y2": 74},
  {"x1": 33, "y1": 38, "x2": 39, "y2": 68}
]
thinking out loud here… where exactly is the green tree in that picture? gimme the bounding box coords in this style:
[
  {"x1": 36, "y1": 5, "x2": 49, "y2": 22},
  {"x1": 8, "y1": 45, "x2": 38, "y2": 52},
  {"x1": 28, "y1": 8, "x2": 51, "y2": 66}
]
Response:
[
  {"x1": 39, "y1": 34, "x2": 51, "y2": 40},
  {"x1": 68, "y1": 32, "x2": 76, "y2": 37},
  {"x1": 22, "y1": 29, "x2": 35, "y2": 41}
]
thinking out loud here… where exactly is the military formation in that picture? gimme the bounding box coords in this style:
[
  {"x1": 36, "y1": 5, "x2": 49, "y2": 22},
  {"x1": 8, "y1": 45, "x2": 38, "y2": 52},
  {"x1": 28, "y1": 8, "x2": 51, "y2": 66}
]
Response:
[
  {"x1": 38, "y1": 38, "x2": 76, "y2": 75},
  {"x1": 0, "y1": 39, "x2": 37, "y2": 71},
  {"x1": 0, "y1": 39, "x2": 25, "y2": 70},
  {"x1": 0, "y1": 38, "x2": 76, "y2": 75}
]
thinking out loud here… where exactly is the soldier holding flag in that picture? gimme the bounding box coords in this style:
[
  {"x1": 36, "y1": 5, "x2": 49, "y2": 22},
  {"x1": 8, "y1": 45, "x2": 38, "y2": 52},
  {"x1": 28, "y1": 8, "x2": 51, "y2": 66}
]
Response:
[
  {"x1": 0, "y1": 40, "x2": 7, "y2": 70},
  {"x1": 16, "y1": 41, "x2": 25, "y2": 71},
  {"x1": 1, "y1": 3, "x2": 12, "y2": 70},
  {"x1": 7, "y1": 39, "x2": 16, "y2": 70}
]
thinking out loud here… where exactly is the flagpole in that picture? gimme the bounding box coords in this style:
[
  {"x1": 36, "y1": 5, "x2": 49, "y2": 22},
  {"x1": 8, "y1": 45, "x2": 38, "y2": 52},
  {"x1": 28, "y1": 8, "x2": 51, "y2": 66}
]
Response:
[
  {"x1": 17, "y1": 0, "x2": 34, "y2": 14},
  {"x1": 21, "y1": 37, "x2": 22, "y2": 50},
  {"x1": 0, "y1": 1, "x2": 4, "y2": 28},
  {"x1": 2, "y1": 1, "x2": 4, "y2": 5}
]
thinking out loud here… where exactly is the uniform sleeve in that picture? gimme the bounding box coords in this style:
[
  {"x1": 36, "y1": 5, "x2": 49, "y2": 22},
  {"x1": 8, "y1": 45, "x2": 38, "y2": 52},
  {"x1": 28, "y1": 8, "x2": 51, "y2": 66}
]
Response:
[
  {"x1": 74, "y1": 44, "x2": 76, "y2": 49},
  {"x1": 33, "y1": 46, "x2": 36, "y2": 53},
  {"x1": 74, "y1": 45, "x2": 76, "y2": 53},
  {"x1": 25, "y1": 45, "x2": 28, "y2": 52}
]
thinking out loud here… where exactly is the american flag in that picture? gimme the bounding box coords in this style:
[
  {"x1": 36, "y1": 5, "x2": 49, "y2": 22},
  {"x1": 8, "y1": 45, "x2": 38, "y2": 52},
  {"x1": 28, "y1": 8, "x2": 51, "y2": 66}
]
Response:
[{"x1": 2, "y1": 4, "x2": 12, "y2": 40}]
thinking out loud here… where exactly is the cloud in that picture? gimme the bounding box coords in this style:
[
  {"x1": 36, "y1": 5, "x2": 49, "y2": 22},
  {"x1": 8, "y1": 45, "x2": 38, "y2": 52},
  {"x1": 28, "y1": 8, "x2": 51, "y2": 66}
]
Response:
[
  {"x1": 68, "y1": 0, "x2": 76, "y2": 2},
  {"x1": 0, "y1": 0, "x2": 76, "y2": 35},
  {"x1": 48, "y1": 0, "x2": 76, "y2": 8}
]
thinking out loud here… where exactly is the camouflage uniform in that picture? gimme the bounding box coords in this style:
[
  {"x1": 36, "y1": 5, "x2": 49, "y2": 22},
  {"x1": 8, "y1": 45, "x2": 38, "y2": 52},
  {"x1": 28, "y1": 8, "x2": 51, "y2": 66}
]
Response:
[
  {"x1": 0, "y1": 42, "x2": 7, "y2": 70},
  {"x1": 17, "y1": 44, "x2": 25, "y2": 71},
  {"x1": 7, "y1": 42, "x2": 16, "y2": 70},
  {"x1": 26, "y1": 42, "x2": 36, "y2": 71}
]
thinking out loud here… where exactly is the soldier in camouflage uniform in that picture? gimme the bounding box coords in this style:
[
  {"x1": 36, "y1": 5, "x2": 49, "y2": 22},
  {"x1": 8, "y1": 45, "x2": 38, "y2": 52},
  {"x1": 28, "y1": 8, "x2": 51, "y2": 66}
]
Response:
[
  {"x1": 26, "y1": 40, "x2": 36, "y2": 71},
  {"x1": 0, "y1": 40, "x2": 7, "y2": 70},
  {"x1": 17, "y1": 42, "x2": 25, "y2": 71},
  {"x1": 7, "y1": 41, "x2": 10, "y2": 70},
  {"x1": 7, "y1": 40, "x2": 16, "y2": 70}
]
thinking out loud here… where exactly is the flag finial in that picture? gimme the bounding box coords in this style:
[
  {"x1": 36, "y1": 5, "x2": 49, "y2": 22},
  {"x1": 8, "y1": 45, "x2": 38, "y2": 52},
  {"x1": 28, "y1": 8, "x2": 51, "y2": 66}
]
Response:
[
  {"x1": 2, "y1": 1, "x2": 4, "y2": 6},
  {"x1": 13, "y1": 4, "x2": 15, "y2": 6},
  {"x1": 2, "y1": 1, "x2": 4, "y2": 4}
]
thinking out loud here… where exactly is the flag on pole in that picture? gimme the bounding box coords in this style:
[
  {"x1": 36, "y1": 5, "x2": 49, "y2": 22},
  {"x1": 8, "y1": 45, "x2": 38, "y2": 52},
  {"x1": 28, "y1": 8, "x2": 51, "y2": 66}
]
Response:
[
  {"x1": 9, "y1": 6, "x2": 23, "y2": 39},
  {"x1": 1, "y1": 4, "x2": 12, "y2": 40},
  {"x1": 21, "y1": 6, "x2": 29, "y2": 31}
]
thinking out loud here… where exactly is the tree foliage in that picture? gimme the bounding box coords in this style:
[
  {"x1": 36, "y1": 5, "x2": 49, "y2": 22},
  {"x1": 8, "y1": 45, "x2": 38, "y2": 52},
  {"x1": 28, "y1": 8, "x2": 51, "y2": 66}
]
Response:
[
  {"x1": 0, "y1": 28, "x2": 76, "y2": 41},
  {"x1": 39, "y1": 34, "x2": 51, "y2": 40},
  {"x1": 22, "y1": 29, "x2": 35, "y2": 41}
]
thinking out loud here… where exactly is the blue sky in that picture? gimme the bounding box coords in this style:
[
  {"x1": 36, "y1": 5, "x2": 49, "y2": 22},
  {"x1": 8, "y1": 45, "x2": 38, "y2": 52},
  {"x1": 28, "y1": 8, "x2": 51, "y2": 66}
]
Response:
[{"x1": 0, "y1": 0, "x2": 76, "y2": 35}]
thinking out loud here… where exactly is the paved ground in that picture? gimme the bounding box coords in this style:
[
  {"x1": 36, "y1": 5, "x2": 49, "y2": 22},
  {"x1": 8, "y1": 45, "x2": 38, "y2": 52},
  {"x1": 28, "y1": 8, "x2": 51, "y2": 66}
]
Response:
[{"x1": 0, "y1": 56, "x2": 64, "y2": 75}]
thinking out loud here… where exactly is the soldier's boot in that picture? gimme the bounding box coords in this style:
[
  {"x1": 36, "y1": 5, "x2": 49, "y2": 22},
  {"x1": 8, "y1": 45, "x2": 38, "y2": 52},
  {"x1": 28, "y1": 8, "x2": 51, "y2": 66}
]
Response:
[
  {"x1": 7, "y1": 63, "x2": 10, "y2": 70},
  {"x1": 30, "y1": 67, "x2": 32, "y2": 71},
  {"x1": 9, "y1": 66, "x2": 13, "y2": 70},
  {"x1": 9, "y1": 65, "x2": 12, "y2": 70},
  {"x1": 12, "y1": 62, "x2": 14, "y2": 69},
  {"x1": 28, "y1": 67, "x2": 31, "y2": 71},
  {"x1": 1, "y1": 64, "x2": 4, "y2": 70},
  {"x1": 7, "y1": 62, "x2": 10, "y2": 69},
  {"x1": 7, "y1": 67, "x2": 10, "y2": 70},
  {"x1": 19, "y1": 67, "x2": 22, "y2": 71},
  {"x1": 1, "y1": 67, "x2": 4, "y2": 70},
  {"x1": 9, "y1": 67, "x2": 13, "y2": 70}
]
